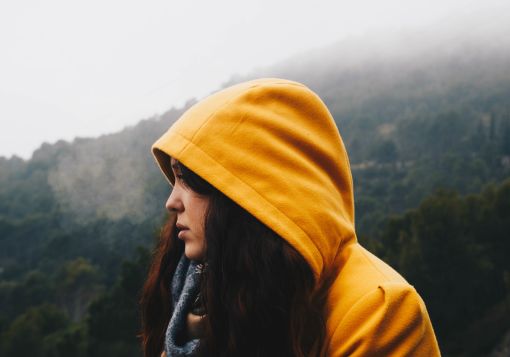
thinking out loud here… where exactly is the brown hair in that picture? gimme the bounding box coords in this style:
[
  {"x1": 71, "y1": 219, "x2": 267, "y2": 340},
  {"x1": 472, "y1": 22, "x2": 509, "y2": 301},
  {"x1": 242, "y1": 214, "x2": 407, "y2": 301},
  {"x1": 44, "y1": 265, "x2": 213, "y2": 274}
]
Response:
[{"x1": 140, "y1": 161, "x2": 326, "y2": 356}]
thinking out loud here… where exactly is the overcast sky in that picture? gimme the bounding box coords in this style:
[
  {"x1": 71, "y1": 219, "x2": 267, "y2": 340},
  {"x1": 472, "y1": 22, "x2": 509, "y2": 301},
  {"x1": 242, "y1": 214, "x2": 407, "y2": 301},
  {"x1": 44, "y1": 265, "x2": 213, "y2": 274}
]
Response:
[{"x1": 0, "y1": 0, "x2": 508, "y2": 159}]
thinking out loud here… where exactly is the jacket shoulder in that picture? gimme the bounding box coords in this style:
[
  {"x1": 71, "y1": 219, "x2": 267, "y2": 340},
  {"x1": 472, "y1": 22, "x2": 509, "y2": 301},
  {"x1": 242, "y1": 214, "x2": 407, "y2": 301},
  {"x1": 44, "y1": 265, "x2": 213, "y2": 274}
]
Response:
[
  {"x1": 325, "y1": 244, "x2": 440, "y2": 356},
  {"x1": 328, "y1": 283, "x2": 440, "y2": 356}
]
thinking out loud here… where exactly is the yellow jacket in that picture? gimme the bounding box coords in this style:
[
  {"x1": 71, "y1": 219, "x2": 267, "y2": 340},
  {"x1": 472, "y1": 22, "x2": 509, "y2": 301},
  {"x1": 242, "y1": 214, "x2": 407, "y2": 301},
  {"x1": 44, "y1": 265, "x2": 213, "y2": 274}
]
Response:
[{"x1": 152, "y1": 78, "x2": 440, "y2": 356}]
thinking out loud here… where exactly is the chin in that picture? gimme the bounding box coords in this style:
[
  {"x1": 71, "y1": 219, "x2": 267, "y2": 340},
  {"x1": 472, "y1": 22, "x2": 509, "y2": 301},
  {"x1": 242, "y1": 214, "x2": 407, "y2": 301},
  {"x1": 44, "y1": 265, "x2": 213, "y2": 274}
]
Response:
[{"x1": 184, "y1": 247, "x2": 204, "y2": 262}]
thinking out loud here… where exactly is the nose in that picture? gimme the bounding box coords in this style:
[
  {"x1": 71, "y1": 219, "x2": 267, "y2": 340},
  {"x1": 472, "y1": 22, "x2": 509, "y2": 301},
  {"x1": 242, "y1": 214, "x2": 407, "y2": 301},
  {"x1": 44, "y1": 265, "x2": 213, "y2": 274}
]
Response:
[{"x1": 165, "y1": 186, "x2": 184, "y2": 213}]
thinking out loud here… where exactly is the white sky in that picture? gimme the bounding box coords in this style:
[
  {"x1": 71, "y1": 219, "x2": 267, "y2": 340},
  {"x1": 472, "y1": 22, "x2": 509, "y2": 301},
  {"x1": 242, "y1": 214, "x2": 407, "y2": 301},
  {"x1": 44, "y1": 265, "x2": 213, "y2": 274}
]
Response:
[{"x1": 0, "y1": 0, "x2": 507, "y2": 159}]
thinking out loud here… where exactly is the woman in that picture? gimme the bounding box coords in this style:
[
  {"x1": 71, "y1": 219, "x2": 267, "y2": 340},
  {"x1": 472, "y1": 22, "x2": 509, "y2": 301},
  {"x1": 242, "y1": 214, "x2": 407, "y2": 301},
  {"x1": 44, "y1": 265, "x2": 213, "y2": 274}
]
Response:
[{"x1": 140, "y1": 78, "x2": 441, "y2": 356}]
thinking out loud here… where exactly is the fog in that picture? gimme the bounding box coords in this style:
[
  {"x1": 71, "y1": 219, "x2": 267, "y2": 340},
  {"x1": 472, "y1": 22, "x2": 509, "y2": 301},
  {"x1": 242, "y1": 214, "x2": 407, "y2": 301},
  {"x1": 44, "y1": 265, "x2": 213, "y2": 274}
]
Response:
[{"x1": 1, "y1": 0, "x2": 509, "y2": 159}]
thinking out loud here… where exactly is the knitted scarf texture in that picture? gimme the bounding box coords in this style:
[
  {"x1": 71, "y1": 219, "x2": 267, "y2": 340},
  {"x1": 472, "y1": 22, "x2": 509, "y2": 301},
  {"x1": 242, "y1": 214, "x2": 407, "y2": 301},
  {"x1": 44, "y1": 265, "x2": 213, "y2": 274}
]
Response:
[{"x1": 164, "y1": 255, "x2": 202, "y2": 357}]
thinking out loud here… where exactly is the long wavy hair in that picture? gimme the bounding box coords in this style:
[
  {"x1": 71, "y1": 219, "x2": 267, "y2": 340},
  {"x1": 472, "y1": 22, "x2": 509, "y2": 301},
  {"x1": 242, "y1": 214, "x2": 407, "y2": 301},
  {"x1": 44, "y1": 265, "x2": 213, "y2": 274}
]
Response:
[{"x1": 140, "y1": 160, "x2": 327, "y2": 357}]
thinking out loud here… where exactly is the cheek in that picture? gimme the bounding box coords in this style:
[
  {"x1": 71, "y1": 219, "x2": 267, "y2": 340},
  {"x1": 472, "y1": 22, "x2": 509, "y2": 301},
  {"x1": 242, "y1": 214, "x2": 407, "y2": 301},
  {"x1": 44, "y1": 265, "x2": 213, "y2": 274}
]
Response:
[{"x1": 192, "y1": 198, "x2": 209, "y2": 234}]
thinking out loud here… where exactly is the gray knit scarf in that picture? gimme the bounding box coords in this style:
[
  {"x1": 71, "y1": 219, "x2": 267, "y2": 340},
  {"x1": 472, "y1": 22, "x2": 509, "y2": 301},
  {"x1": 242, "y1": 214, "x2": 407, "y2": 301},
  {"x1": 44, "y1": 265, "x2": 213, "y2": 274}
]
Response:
[{"x1": 164, "y1": 254, "x2": 202, "y2": 357}]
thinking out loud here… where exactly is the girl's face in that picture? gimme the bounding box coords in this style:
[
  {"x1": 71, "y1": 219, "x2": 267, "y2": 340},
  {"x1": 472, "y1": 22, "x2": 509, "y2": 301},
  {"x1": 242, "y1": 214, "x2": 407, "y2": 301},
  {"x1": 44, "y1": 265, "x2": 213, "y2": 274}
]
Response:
[{"x1": 166, "y1": 158, "x2": 210, "y2": 262}]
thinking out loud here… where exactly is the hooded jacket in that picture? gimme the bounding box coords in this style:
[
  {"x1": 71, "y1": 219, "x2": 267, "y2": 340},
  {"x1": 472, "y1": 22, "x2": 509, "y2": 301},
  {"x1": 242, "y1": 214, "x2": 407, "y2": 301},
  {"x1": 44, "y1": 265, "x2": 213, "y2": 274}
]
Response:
[{"x1": 152, "y1": 78, "x2": 440, "y2": 356}]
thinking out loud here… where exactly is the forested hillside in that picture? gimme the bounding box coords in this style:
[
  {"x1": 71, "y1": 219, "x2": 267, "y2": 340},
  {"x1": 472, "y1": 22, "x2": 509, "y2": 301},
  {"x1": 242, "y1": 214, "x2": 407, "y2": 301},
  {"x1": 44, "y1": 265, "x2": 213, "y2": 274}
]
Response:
[{"x1": 1, "y1": 31, "x2": 510, "y2": 356}]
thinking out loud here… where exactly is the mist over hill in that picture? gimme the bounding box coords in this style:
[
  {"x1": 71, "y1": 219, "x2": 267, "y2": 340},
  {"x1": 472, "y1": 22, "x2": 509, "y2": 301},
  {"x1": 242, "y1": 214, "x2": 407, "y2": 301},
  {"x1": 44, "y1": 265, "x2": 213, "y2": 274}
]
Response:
[
  {"x1": 3, "y1": 19, "x2": 510, "y2": 227},
  {"x1": 227, "y1": 15, "x2": 510, "y2": 160}
]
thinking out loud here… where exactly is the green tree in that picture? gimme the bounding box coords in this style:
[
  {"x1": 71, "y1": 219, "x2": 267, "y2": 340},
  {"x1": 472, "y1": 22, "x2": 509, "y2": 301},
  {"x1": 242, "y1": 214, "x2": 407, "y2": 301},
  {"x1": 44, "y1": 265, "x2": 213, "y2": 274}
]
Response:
[
  {"x1": 0, "y1": 304, "x2": 68, "y2": 357},
  {"x1": 55, "y1": 258, "x2": 104, "y2": 322},
  {"x1": 86, "y1": 247, "x2": 150, "y2": 357}
]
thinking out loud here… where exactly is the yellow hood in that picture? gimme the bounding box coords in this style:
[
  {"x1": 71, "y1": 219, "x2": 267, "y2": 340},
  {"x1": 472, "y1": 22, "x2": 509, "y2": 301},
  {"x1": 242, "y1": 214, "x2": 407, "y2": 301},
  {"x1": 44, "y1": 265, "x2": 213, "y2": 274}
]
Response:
[
  {"x1": 152, "y1": 78, "x2": 440, "y2": 356},
  {"x1": 152, "y1": 78, "x2": 355, "y2": 282}
]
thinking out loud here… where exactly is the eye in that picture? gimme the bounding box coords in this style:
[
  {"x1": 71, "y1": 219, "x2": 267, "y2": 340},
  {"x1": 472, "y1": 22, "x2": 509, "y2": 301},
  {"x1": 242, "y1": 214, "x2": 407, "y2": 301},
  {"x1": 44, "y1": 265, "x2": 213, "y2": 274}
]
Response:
[{"x1": 175, "y1": 174, "x2": 189, "y2": 188}]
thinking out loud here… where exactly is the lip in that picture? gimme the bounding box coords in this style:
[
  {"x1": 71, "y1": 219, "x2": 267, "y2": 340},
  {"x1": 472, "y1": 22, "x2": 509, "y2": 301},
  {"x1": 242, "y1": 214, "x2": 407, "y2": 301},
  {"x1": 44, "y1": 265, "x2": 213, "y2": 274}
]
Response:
[
  {"x1": 176, "y1": 223, "x2": 189, "y2": 230},
  {"x1": 178, "y1": 228, "x2": 189, "y2": 240},
  {"x1": 176, "y1": 223, "x2": 189, "y2": 240}
]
